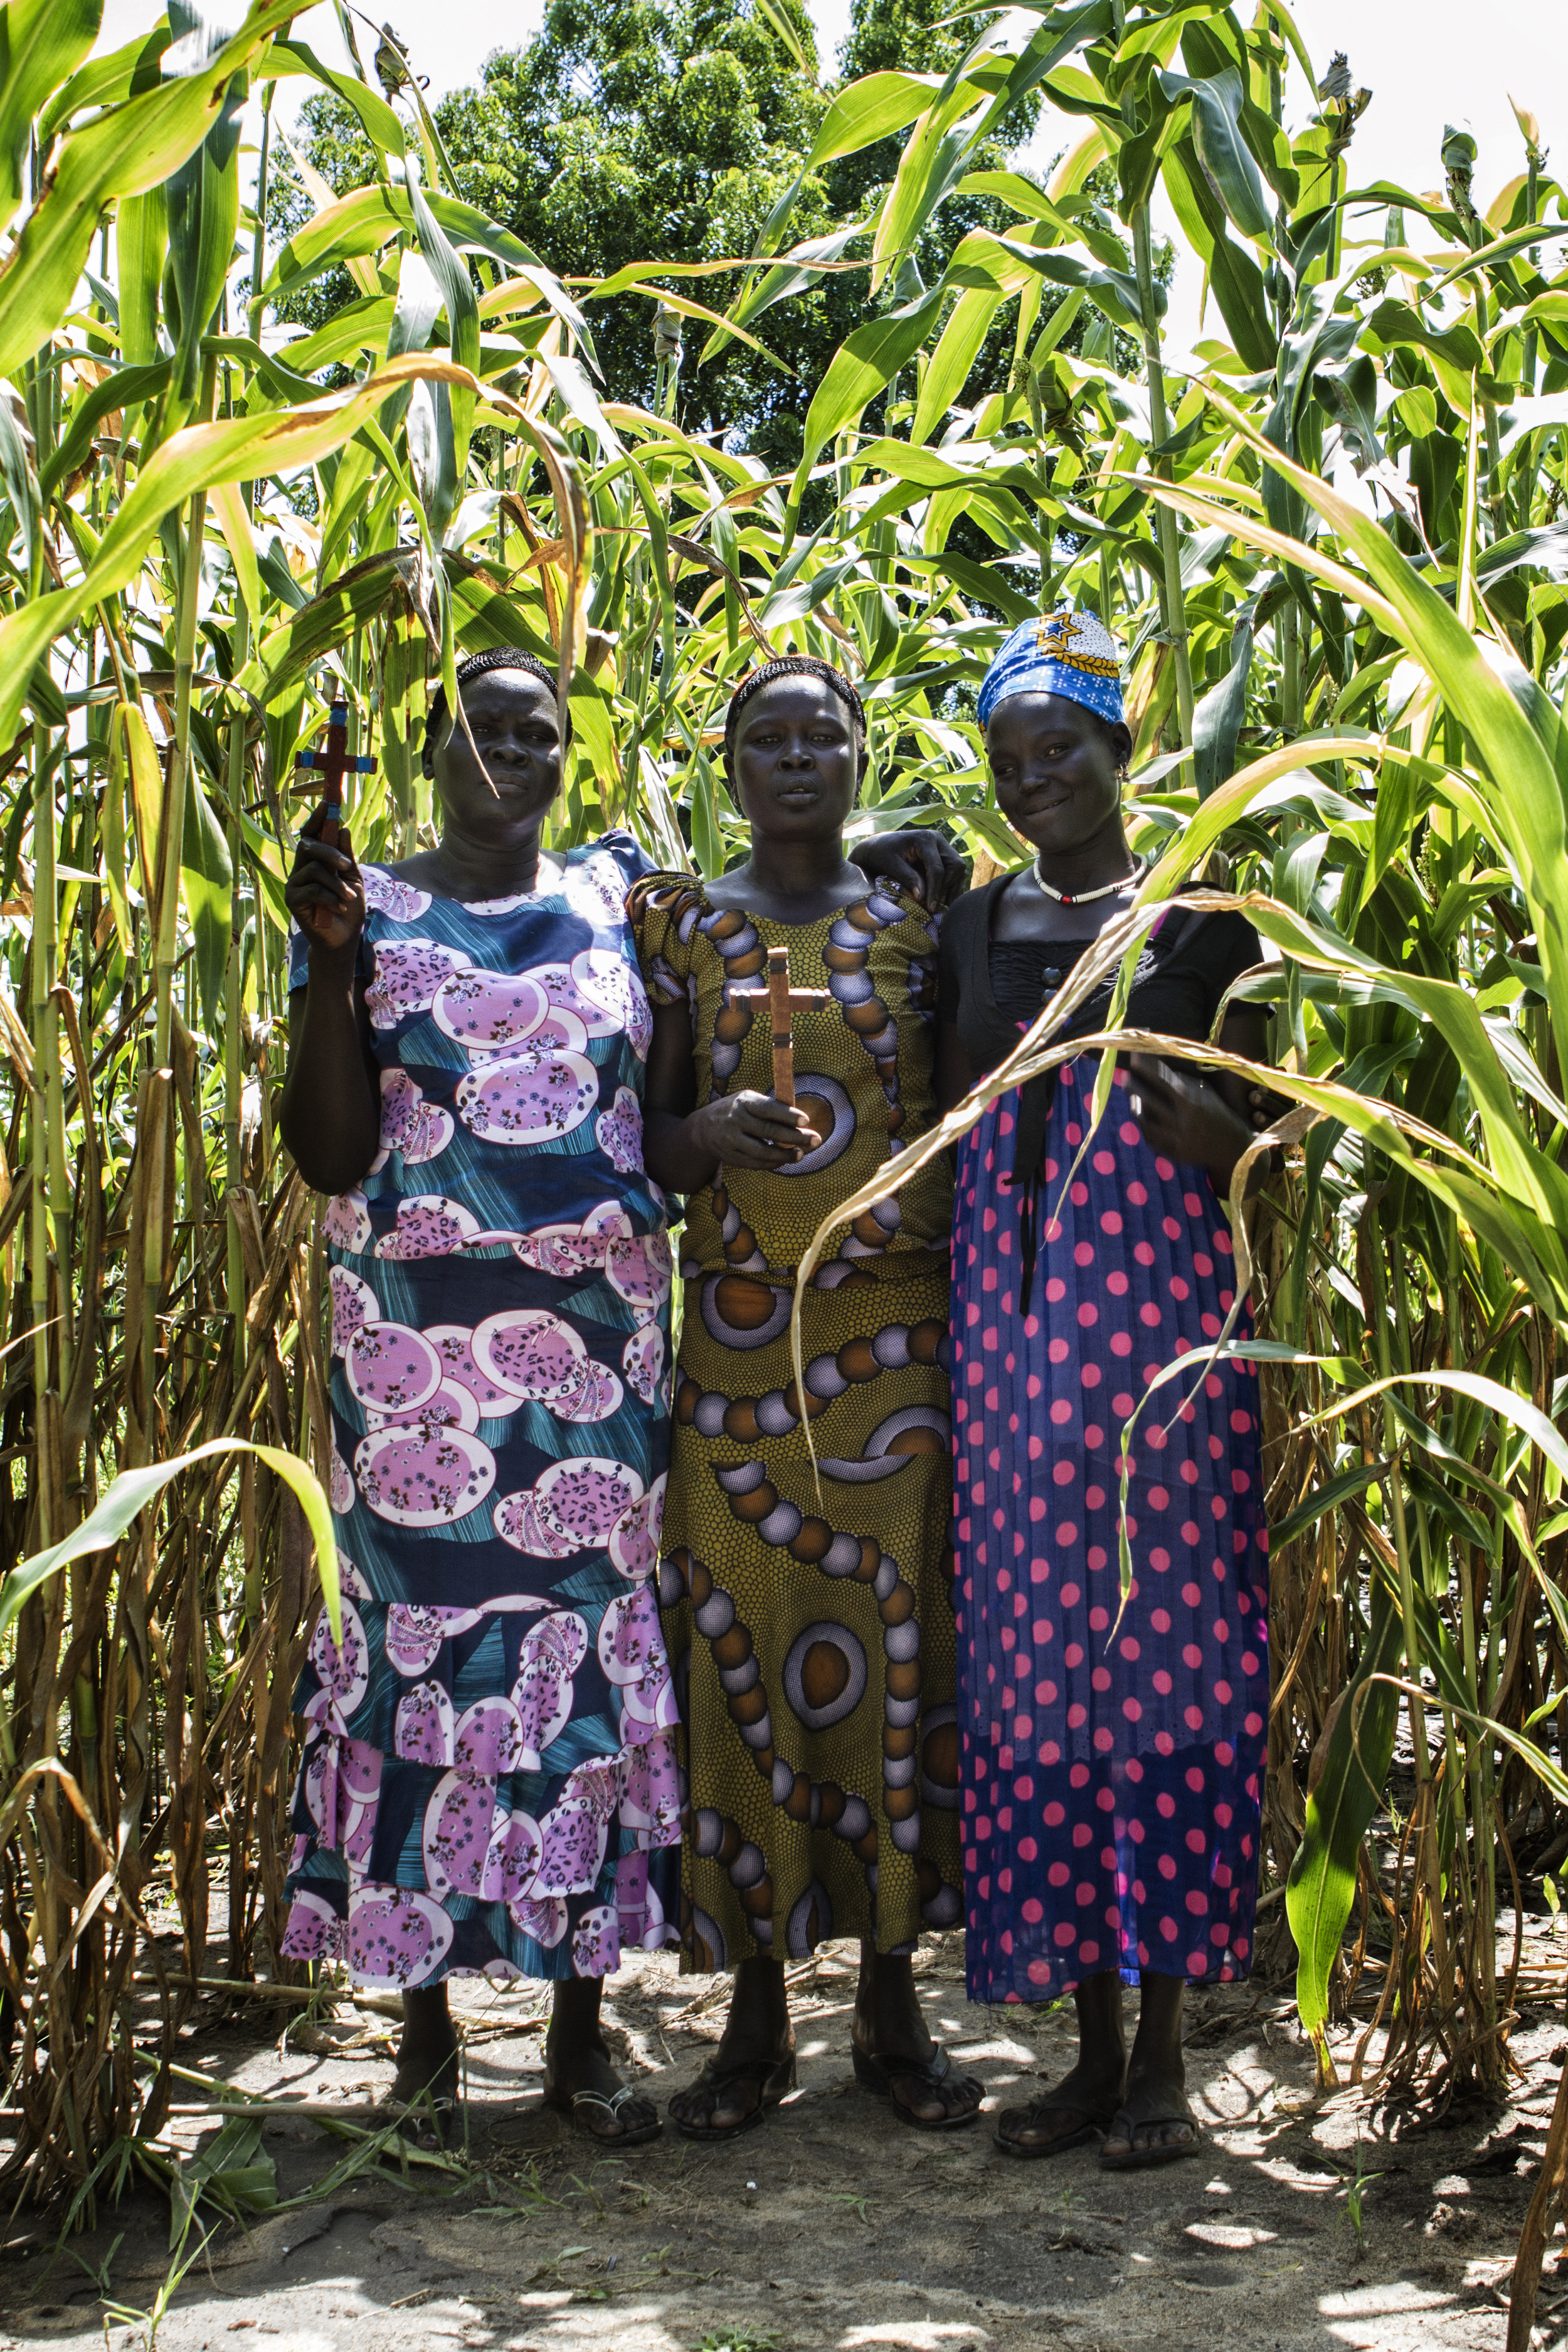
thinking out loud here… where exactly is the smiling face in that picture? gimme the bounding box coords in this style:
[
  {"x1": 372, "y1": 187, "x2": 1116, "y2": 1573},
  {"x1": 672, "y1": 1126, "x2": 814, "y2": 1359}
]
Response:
[
  {"x1": 984, "y1": 691, "x2": 1132, "y2": 860},
  {"x1": 423, "y1": 668, "x2": 562, "y2": 850},
  {"x1": 726, "y1": 674, "x2": 866, "y2": 847}
]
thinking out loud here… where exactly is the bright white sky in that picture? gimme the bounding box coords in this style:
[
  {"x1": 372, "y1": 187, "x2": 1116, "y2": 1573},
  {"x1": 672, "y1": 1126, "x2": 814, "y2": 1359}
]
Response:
[{"x1": 93, "y1": 0, "x2": 1568, "y2": 351}]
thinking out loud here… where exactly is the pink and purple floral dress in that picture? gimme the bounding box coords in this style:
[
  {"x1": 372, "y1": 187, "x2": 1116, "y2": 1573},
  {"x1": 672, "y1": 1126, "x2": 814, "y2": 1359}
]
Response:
[{"x1": 280, "y1": 832, "x2": 681, "y2": 1986}]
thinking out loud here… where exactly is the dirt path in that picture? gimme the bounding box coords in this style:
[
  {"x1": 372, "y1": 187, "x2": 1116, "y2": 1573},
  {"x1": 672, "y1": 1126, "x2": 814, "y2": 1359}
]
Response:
[{"x1": 3, "y1": 1932, "x2": 1566, "y2": 2352}]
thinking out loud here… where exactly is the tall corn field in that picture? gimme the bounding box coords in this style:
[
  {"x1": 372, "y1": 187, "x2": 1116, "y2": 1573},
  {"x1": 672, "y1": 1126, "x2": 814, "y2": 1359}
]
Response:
[{"x1": 3, "y1": 0, "x2": 1568, "y2": 2270}]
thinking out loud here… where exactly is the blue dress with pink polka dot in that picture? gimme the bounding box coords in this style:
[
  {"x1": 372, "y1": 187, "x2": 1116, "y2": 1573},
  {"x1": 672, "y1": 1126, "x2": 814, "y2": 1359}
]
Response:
[{"x1": 944, "y1": 904, "x2": 1269, "y2": 2005}]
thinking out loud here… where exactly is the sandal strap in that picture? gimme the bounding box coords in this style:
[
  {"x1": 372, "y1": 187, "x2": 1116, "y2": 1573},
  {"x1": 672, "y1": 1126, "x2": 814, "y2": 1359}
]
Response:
[
  {"x1": 862, "y1": 2042, "x2": 953, "y2": 2092},
  {"x1": 1108, "y1": 2105, "x2": 1197, "y2": 2138},
  {"x1": 695, "y1": 2054, "x2": 789, "y2": 2094},
  {"x1": 1007, "y1": 2094, "x2": 1116, "y2": 2131},
  {"x1": 571, "y1": 2084, "x2": 645, "y2": 2119}
]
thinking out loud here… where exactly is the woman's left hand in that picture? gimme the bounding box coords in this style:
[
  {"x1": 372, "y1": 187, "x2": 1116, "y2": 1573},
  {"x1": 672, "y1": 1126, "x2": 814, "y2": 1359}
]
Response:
[
  {"x1": 1126, "y1": 1053, "x2": 1259, "y2": 1194},
  {"x1": 854, "y1": 829, "x2": 965, "y2": 908}
]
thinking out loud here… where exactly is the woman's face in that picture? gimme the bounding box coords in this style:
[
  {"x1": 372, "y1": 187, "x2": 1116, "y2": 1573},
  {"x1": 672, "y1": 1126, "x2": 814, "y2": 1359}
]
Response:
[
  {"x1": 985, "y1": 692, "x2": 1130, "y2": 856},
  {"x1": 726, "y1": 675, "x2": 866, "y2": 845},
  {"x1": 425, "y1": 669, "x2": 561, "y2": 845}
]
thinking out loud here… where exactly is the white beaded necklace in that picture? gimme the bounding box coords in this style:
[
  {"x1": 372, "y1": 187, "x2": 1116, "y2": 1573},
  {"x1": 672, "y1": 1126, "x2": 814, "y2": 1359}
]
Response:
[{"x1": 1031, "y1": 851, "x2": 1146, "y2": 908}]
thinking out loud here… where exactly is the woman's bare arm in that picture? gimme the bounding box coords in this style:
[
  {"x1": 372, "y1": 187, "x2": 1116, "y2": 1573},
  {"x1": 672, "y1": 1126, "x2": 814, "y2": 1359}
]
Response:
[{"x1": 642, "y1": 996, "x2": 818, "y2": 1190}]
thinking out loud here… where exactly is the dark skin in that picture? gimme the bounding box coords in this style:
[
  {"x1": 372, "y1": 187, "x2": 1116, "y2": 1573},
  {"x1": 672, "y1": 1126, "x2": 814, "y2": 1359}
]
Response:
[
  {"x1": 642, "y1": 675, "x2": 983, "y2": 2135},
  {"x1": 935, "y1": 690, "x2": 1273, "y2": 2163},
  {"x1": 281, "y1": 665, "x2": 961, "y2": 2133}
]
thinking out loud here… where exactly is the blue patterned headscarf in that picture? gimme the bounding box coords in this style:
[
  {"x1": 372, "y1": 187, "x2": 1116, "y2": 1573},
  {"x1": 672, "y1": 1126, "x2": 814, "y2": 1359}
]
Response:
[{"x1": 977, "y1": 607, "x2": 1126, "y2": 731}]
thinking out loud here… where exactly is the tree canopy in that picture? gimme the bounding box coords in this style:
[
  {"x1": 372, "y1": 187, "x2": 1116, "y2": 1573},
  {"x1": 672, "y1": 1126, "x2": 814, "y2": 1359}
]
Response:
[{"x1": 273, "y1": 0, "x2": 1049, "y2": 469}]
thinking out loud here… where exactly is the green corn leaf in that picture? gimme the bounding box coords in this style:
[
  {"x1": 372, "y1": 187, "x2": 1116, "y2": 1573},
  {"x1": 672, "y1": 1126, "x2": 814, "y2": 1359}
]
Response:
[
  {"x1": 1162, "y1": 137, "x2": 1275, "y2": 372},
  {"x1": 164, "y1": 2, "x2": 248, "y2": 400},
  {"x1": 180, "y1": 768, "x2": 232, "y2": 1032},
  {"x1": 1192, "y1": 618, "x2": 1254, "y2": 799},
  {"x1": 789, "y1": 287, "x2": 945, "y2": 507},
  {"x1": 39, "y1": 359, "x2": 171, "y2": 502},
  {"x1": 1193, "y1": 389, "x2": 1568, "y2": 1051},
  {"x1": 1286, "y1": 1567, "x2": 1403, "y2": 2055},
  {"x1": 38, "y1": 18, "x2": 169, "y2": 147},
  {"x1": 115, "y1": 188, "x2": 167, "y2": 367},
  {"x1": 872, "y1": 3, "x2": 1111, "y2": 295},
  {"x1": 1268, "y1": 1458, "x2": 1386, "y2": 1550},
  {"x1": 0, "y1": 1438, "x2": 340, "y2": 1650},
  {"x1": 946, "y1": 229, "x2": 1148, "y2": 335},
  {"x1": 805, "y1": 68, "x2": 949, "y2": 167},
  {"x1": 1156, "y1": 66, "x2": 1272, "y2": 241},
  {"x1": 0, "y1": 0, "x2": 304, "y2": 386},
  {"x1": 406, "y1": 156, "x2": 478, "y2": 485},
  {"x1": 0, "y1": 354, "x2": 494, "y2": 747},
  {"x1": 267, "y1": 36, "x2": 406, "y2": 157},
  {"x1": 0, "y1": 0, "x2": 100, "y2": 239},
  {"x1": 909, "y1": 284, "x2": 1005, "y2": 443}
]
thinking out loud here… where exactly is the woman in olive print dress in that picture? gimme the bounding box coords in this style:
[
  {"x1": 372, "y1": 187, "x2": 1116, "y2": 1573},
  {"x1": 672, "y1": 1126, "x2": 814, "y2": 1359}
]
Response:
[{"x1": 636, "y1": 657, "x2": 980, "y2": 2141}]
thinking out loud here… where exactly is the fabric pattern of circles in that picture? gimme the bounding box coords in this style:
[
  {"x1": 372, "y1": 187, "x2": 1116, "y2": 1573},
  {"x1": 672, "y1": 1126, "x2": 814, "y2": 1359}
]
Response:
[
  {"x1": 657, "y1": 1258, "x2": 961, "y2": 1970},
  {"x1": 783, "y1": 1623, "x2": 869, "y2": 1730},
  {"x1": 281, "y1": 833, "x2": 679, "y2": 1987},
  {"x1": 629, "y1": 874, "x2": 949, "y2": 1282}
]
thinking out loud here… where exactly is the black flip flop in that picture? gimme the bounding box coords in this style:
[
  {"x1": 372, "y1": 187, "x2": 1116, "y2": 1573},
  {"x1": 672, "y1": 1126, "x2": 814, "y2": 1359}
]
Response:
[
  {"x1": 544, "y1": 2079, "x2": 661, "y2": 2147},
  {"x1": 851, "y1": 2042, "x2": 982, "y2": 2131},
  {"x1": 1098, "y1": 2105, "x2": 1203, "y2": 2171},
  {"x1": 671, "y1": 2051, "x2": 797, "y2": 2142},
  {"x1": 994, "y1": 2095, "x2": 1118, "y2": 2159}
]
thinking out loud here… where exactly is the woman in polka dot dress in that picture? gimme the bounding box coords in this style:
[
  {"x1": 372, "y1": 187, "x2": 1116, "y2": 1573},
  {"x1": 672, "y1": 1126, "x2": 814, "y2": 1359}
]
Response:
[{"x1": 935, "y1": 608, "x2": 1273, "y2": 2171}]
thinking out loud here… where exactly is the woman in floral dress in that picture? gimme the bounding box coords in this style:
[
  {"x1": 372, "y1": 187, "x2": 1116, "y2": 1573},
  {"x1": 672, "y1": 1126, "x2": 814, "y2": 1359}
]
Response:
[{"x1": 280, "y1": 645, "x2": 951, "y2": 2143}]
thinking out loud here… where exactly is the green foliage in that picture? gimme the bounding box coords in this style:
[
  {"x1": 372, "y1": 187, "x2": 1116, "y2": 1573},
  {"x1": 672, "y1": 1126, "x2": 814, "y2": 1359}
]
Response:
[{"x1": 9, "y1": 0, "x2": 1568, "y2": 2212}]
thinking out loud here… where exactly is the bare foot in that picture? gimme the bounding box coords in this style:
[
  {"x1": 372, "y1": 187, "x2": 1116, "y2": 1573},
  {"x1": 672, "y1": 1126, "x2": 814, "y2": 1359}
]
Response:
[
  {"x1": 853, "y1": 1948, "x2": 983, "y2": 2126},
  {"x1": 543, "y1": 1977, "x2": 659, "y2": 2143},
  {"x1": 669, "y1": 1957, "x2": 795, "y2": 2138},
  {"x1": 390, "y1": 1984, "x2": 460, "y2": 2126},
  {"x1": 1099, "y1": 1972, "x2": 1199, "y2": 2166}
]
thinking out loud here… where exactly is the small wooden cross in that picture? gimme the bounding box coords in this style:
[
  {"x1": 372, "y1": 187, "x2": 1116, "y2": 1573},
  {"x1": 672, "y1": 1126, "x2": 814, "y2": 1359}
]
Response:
[
  {"x1": 732, "y1": 946, "x2": 829, "y2": 1108},
  {"x1": 295, "y1": 699, "x2": 376, "y2": 845}
]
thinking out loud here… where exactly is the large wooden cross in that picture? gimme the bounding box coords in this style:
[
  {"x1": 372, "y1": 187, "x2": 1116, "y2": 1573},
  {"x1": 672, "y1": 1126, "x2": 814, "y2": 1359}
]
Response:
[
  {"x1": 732, "y1": 946, "x2": 828, "y2": 1108},
  {"x1": 295, "y1": 699, "x2": 376, "y2": 846}
]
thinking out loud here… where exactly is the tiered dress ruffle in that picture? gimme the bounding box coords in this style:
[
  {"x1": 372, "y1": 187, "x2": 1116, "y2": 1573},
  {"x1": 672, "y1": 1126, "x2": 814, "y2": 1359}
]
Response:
[{"x1": 281, "y1": 834, "x2": 682, "y2": 1984}]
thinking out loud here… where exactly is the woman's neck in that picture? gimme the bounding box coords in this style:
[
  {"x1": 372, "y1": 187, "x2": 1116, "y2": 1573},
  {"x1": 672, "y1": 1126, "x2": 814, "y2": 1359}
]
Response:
[
  {"x1": 707, "y1": 836, "x2": 867, "y2": 921},
  {"x1": 394, "y1": 825, "x2": 553, "y2": 899},
  {"x1": 1032, "y1": 814, "x2": 1137, "y2": 900}
]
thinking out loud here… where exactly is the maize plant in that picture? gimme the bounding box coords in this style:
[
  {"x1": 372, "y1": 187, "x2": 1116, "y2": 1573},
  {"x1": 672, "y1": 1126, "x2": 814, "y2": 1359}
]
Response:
[{"x1": 3, "y1": 6, "x2": 1568, "y2": 2316}]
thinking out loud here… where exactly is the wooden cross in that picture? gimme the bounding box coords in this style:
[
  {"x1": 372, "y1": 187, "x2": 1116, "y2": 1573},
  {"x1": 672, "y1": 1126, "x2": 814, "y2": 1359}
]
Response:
[
  {"x1": 732, "y1": 946, "x2": 828, "y2": 1108},
  {"x1": 295, "y1": 699, "x2": 376, "y2": 845}
]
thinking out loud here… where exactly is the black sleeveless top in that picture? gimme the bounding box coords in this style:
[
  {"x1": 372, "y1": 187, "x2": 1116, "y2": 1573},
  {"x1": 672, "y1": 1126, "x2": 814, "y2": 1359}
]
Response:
[{"x1": 937, "y1": 874, "x2": 1264, "y2": 1186}]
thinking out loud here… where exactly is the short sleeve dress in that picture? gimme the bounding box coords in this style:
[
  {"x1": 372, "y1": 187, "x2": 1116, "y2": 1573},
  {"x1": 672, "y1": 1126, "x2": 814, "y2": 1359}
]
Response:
[
  {"x1": 938, "y1": 884, "x2": 1271, "y2": 2006},
  {"x1": 631, "y1": 874, "x2": 963, "y2": 1970},
  {"x1": 280, "y1": 831, "x2": 682, "y2": 1988}
]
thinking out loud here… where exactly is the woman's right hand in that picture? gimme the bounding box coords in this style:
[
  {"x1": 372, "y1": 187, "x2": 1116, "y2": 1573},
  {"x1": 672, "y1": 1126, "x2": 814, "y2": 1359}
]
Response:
[
  {"x1": 285, "y1": 803, "x2": 366, "y2": 963},
  {"x1": 689, "y1": 1091, "x2": 821, "y2": 1169}
]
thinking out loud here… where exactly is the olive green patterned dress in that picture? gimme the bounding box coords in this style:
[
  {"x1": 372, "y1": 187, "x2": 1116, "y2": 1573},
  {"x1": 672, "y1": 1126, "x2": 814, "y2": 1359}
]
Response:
[{"x1": 630, "y1": 872, "x2": 961, "y2": 1969}]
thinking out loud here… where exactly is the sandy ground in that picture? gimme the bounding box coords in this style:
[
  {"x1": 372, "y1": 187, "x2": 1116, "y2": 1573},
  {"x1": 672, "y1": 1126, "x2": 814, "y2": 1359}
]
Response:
[{"x1": 4, "y1": 1929, "x2": 1568, "y2": 2352}]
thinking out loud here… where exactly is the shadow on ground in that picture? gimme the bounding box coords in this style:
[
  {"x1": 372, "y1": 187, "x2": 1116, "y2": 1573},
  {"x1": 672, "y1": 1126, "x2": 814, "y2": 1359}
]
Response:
[{"x1": 2, "y1": 1933, "x2": 1565, "y2": 2351}]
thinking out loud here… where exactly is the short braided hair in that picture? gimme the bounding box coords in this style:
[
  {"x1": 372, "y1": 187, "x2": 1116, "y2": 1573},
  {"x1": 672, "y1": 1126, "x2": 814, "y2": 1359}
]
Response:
[
  {"x1": 724, "y1": 655, "x2": 866, "y2": 761},
  {"x1": 423, "y1": 647, "x2": 560, "y2": 766}
]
